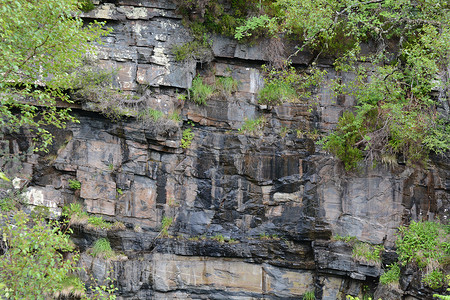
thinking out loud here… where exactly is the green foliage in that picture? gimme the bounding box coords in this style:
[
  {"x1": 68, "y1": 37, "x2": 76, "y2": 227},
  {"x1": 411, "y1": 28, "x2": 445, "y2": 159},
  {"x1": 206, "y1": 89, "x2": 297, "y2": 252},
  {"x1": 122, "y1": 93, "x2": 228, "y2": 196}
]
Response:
[
  {"x1": 238, "y1": 116, "x2": 267, "y2": 135},
  {"x1": 322, "y1": 111, "x2": 364, "y2": 171},
  {"x1": 189, "y1": 76, "x2": 214, "y2": 105},
  {"x1": 0, "y1": 0, "x2": 109, "y2": 151},
  {"x1": 138, "y1": 108, "x2": 164, "y2": 122},
  {"x1": 395, "y1": 221, "x2": 450, "y2": 289},
  {"x1": 87, "y1": 216, "x2": 113, "y2": 230},
  {"x1": 181, "y1": 128, "x2": 195, "y2": 149},
  {"x1": 235, "y1": 0, "x2": 450, "y2": 169},
  {"x1": 169, "y1": 111, "x2": 182, "y2": 122},
  {"x1": 302, "y1": 290, "x2": 316, "y2": 300},
  {"x1": 91, "y1": 238, "x2": 115, "y2": 259},
  {"x1": 352, "y1": 242, "x2": 384, "y2": 265},
  {"x1": 380, "y1": 263, "x2": 400, "y2": 285},
  {"x1": 211, "y1": 234, "x2": 225, "y2": 243},
  {"x1": 0, "y1": 211, "x2": 79, "y2": 299},
  {"x1": 160, "y1": 216, "x2": 173, "y2": 237},
  {"x1": 116, "y1": 188, "x2": 123, "y2": 195},
  {"x1": 215, "y1": 76, "x2": 239, "y2": 96},
  {"x1": 175, "y1": 0, "x2": 260, "y2": 37},
  {"x1": 78, "y1": 0, "x2": 95, "y2": 12},
  {"x1": 68, "y1": 179, "x2": 81, "y2": 190},
  {"x1": 333, "y1": 234, "x2": 357, "y2": 243},
  {"x1": 433, "y1": 275, "x2": 450, "y2": 299},
  {"x1": 259, "y1": 232, "x2": 280, "y2": 240},
  {"x1": 258, "y1": 63, "x2": 326, "y2": 105},
  {"x1": 172, "y1": 34, "x2": 212, "y2": 63}
]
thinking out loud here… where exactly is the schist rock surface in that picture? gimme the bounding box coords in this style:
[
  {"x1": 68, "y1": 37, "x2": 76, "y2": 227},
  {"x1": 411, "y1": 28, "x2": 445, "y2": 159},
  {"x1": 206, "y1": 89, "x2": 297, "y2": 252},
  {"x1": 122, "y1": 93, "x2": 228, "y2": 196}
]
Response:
[{"x1": 4, "y1": 0, "x2": 449, "y2": 299}]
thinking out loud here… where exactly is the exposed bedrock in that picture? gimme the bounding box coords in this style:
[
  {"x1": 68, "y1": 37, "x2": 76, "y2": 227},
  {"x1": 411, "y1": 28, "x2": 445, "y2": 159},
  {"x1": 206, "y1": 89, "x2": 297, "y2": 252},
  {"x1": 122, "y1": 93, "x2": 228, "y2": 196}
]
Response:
[{"x1": 4, "y1": 0, "x2": 449, "y2": 299}]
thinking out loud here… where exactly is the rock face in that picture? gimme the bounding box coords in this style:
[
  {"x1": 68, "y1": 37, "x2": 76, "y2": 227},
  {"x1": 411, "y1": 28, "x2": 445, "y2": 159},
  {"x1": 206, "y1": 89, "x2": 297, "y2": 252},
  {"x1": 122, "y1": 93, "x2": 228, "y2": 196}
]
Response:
[{"x1": 4, "y1": 0, "x2": 449, "y2": 299}]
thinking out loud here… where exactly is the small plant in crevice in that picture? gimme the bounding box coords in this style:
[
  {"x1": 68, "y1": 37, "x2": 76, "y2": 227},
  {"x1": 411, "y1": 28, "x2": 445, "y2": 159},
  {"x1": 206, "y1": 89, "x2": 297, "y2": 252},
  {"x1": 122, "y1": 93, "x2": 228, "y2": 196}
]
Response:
[
  {"x1": 352, "y1": 242, "x2": 384, "y2": 265},
  {"x1": 137, "y1": 107, "x2": 165, "y2": 123},
  {"x1": 181, "y1": 128, "x2": 195, "y2": 149},
  {"x1": 68, "y1": 179, "x2": 81, "y2": 190},
  {"x1": 302, "y1": 290, "x2": 315, "y2": 300},
  {"x1": 238, "y1": 116, "x2": 267, "y2": 136},
  {"x1": 91, "y1": 238, "x2": 115, "y2": 259},
  {"x1": 172, "y1": 33, "x2": 213, "y2": 63},
  {"x1": 211, "y1": 234, "x2": 225, "y2": 243},
  {"x1": 78, "y1": 0, "x2": 95, "y2": 12},
  {"x1": 379, "y1": 263, "x2": 400, "y2": 286},
  {"x1": 189, "y1": 76, "x2": 214, "y2": 105},
  {"x1": 215, "y1": 76, "x2": 239, "y2": 96},
  {"x1": 160, "y1": 216, "x2": 173, "y2": 237}
]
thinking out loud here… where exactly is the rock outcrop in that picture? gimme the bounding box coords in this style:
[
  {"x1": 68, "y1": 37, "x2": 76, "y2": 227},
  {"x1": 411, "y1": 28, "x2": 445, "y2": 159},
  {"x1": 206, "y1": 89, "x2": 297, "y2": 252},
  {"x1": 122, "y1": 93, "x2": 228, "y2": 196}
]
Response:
[{"x1": 3, "y1": 0, "x2": 449, "y2": 299}]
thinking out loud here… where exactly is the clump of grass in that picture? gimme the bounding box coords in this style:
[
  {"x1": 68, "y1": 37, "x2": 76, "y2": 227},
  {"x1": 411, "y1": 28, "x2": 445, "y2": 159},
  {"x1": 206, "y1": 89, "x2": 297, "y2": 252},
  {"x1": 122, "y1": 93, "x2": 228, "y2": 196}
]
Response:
[
  {"x1": 211, "y1": 234, "x2": 225, "y2": 243},
  {"x1": 215, "y1": 76, "x2": 238, "y2": 95},
  {"x1": 189, "y1": 76, "x2": 214, "y2": 105},
  {"x1": 168, "y1": 111, "x2": 182, "y2": 122},
  {"x1": 55, "y1": 275, "x2": 85, "y2": 298},
  {"x1": 91, "y1": 238, "x2": 115, "y2": 259},
  {"x1": 332, "y1": 234, "x2": 358, "y2": 243},
  {"x1": 138, "y1": 107, "x2": 165, "y2": 123},
  {"x1": 64, "y1": 203, "x2": 89, "y2": 225}
]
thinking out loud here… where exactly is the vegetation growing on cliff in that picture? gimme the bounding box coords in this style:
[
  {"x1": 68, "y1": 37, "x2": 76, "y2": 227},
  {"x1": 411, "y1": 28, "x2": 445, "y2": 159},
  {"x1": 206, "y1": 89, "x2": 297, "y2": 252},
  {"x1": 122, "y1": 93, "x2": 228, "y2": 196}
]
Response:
[
  {"x1": 181, "y1": 0, "x2": 449, "y2": 169},
  {"x1": 0, "y1": 0, "x2": 109, "y2": 151}
]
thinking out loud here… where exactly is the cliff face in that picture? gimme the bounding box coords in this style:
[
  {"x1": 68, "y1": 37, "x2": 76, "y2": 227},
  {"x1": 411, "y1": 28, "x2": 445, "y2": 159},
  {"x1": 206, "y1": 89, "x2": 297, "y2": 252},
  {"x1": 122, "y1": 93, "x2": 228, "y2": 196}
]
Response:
[{"x1": 7, "y1": 0, "x2": 449, "y2": 299}]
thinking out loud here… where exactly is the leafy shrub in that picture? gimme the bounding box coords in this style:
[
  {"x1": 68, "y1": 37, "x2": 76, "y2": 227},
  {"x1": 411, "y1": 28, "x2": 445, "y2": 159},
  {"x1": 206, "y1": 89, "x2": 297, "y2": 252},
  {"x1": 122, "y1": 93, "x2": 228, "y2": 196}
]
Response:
[
  {"x1": 68, "y1": 179, "x2": 81, "y2": 190},
  {"x1": 396, "y1": 221, "x2": 449, "y2": 289},
  {"x1": 91, "y1": 238, "x2": 115, "y2": 259},
  {"x1": 0, "y1": 211, "x2": 80, "y2": 298},
  {"x1": 189, "y1": 76, "x2": 214, "y2": 105},
  {"x1": 322, "y1": 111, "x2": 364, "y2": 171},
  {"x1": 258, "y1": 64, "x2": 326, "y2": 105},
  {"x1": 380, "y1": 263, "x2": 400, "y2": 285},
  {"x1": 181, "y1": 128, "x2": 195, "y2": 149}
]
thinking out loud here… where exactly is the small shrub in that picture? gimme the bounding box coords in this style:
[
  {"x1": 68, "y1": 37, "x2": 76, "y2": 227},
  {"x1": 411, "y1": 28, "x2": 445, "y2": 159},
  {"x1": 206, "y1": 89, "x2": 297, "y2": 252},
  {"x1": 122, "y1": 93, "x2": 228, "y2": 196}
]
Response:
[
  {"x1": 116, "y1": 188, "x2": 123, "y2": 195},
  {"x1": 380, "y1": 263, "x2": 400, "y2": 285},
  {"x1": 68, "y1": 179, "x2": 81, "y2": 190},
  {"x1": 181, "y1": 128, "x2": 194, "y2": 149},
  {"x1": 189, "y1": 76, "x2": 214, "y2": 105},
  {"x1": 303, "y1": 290, "x2": 315, "y2": 300},
  {"x1": 91, "y1": 238, "x2": 115, "y2": 259}
]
